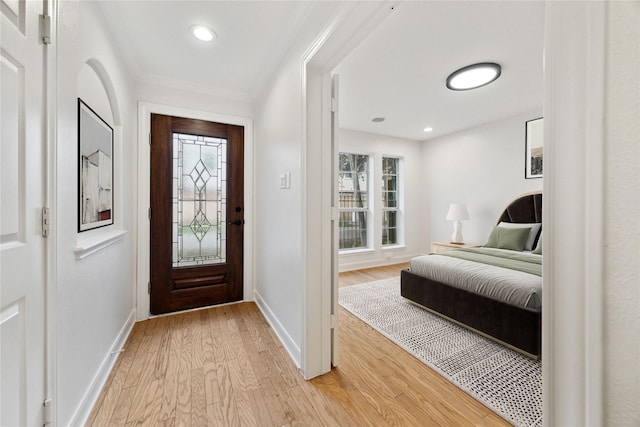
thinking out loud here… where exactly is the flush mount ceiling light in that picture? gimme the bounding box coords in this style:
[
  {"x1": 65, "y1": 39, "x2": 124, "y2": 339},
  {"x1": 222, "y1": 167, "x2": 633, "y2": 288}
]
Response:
[
  {"x1": 190, "y1": 25, "x2": 216, "y2": 42},
  {"x1": 423, "y1": 127, "x2": 433, "y2": 132},
  {"x1": 446, "y1": 62, "x2": 501, "y2": 91}
]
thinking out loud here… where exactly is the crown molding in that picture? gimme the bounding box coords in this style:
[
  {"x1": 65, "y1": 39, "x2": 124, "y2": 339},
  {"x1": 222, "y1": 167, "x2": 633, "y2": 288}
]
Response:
[
  {"x1": 136, "y1": 72, "x2": 253, "y2": 104},
  {"x1": 249, "y1": 1, "x2": 315, "y2": 98}
]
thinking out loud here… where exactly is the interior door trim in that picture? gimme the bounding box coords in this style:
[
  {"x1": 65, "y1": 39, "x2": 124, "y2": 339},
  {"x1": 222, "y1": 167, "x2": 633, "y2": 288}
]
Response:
[{"x1": 136, "y1": 102, "x2": 254, "y2": 321}]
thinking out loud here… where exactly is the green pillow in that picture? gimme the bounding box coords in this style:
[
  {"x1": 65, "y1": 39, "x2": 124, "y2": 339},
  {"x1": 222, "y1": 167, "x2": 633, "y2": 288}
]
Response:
[
  {"x1": 484, "y1": 226, "x2": 532, "y2": 251},
  {"x1": 533, "y1": 235, "x2": 542, "y2": 254}
]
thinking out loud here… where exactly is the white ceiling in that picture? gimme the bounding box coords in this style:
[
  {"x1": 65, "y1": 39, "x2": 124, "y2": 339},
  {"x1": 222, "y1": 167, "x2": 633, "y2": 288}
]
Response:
[
  {"x1": 334, "y1": 1, "x2": 545, "y2": 141},
  {"x1": 98, "y1": 1, "x2": 314, "y2": 101},
  {"x1": 98, "y1": 1, "x2": 545, "y2": 141}
]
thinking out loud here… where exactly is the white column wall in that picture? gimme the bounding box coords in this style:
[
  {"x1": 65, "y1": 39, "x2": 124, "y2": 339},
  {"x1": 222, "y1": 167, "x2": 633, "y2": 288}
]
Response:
[
  {"x1": 252, "y1": 2, "x2": 343, "y2": 368},
  {"x1": 543, "y1": 1, "x2": 639, "y2": 425},
  {"x1": 56, "y1": 1, "x2": 136, "y2": 425},
  {"x1": 602, "y1": 2, "x2": 639, "y2": 425}
]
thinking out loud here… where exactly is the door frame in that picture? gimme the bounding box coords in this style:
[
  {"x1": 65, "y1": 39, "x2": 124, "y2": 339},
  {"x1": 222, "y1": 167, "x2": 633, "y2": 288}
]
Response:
[
  {"x1": 136, "y1": 102, "x2": 253, "y2": 321},
  {"x1": 45, "y1": 0, "x2": 58, "y2": 421},
  {"x1": 300, "y1": 1, "x2": 396, "y2": 379}
]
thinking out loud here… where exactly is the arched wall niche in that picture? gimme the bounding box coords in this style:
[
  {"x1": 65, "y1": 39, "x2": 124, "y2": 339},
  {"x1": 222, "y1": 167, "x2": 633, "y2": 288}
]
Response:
[
  {"x1": 77, "y1": 58, "x2": 121, "y2": 126},
  {"x1": 74, "y1": 58, "x2": 126, "y2": 256}
]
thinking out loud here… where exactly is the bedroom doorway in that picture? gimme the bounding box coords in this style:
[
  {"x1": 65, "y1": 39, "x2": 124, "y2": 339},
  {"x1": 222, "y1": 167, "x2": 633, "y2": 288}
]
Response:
[{"x1": 149, "y1": 114, "x2": 245, "y2": 314}]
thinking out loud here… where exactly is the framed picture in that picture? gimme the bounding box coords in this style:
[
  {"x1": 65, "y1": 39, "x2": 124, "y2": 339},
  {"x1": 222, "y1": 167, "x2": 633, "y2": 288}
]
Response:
[
  {"x1": 525, "y1": 117, "x2": 543, "y2": 179},
  {"x1": 78, "y1": 98, "x2": 114, "y2": 231}
]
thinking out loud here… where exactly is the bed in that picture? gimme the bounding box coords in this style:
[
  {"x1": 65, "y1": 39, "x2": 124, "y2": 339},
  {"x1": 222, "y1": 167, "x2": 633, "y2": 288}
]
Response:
[{"x1": 400, "y1": 192, "x2": 542, "y2": 359}]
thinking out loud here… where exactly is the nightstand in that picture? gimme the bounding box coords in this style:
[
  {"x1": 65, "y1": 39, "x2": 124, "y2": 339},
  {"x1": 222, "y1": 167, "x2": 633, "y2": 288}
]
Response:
[{"x1": 431, "y1": 241, "x2": 481, "y2": 254}]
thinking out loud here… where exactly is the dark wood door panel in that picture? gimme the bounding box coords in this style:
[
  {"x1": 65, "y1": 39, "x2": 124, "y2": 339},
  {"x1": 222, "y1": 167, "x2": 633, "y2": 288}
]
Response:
[
  {"x1": 169, "y1": 285, "x2": 229, "y2": 310},
  {"x1": 171, "y1": 116, "x2": 229, "y2": 137},
  {"x1": 173, "y1": 274, "x2": 227, "y2": 290},
  {"x1": 150, "y1": 114, "x2": 244, "y2": 314}
]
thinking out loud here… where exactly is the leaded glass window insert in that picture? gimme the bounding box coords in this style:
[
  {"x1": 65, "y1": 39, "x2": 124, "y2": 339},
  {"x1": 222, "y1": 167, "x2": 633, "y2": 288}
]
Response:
[
  {"x1": 338, "y1": 153, "x2": 369, "y2": 249},
  {"x1": 172, "y1": 133, "x2": 227, "y2": 267},
  {"x1": 382, "y1": 157, "x2": 399, "y2": 245}
]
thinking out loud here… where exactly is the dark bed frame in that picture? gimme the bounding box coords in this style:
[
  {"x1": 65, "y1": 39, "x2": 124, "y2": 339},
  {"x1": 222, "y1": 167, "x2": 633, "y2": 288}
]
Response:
[{"x1": 401, "y1": 192, "x2": 543, "y2": 359}]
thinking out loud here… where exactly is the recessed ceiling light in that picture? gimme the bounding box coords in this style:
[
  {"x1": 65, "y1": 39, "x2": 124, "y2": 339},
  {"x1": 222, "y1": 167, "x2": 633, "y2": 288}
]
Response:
[
  {"x1": 446, "y1": 62, "x2": 501, "y2": 91},
  {"x1": 372, "y1": 117, "x2": 385, "y2": 123},
  {"x1": 190, "y1": 25, "x2": 216, "y2": 42},
  {"x1": 423, "y1": 127, "x2": 433, "y2": 132}
]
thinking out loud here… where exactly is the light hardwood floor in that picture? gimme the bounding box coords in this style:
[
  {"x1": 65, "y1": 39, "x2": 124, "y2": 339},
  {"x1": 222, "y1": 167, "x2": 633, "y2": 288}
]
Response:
[{"x1": 86, "y1": 264, "x2": 508, "y2": 426}]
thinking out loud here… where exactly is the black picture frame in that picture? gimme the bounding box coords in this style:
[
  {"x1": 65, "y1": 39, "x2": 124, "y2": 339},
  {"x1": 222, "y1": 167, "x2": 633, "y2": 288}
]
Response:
[
  {"x1": 525, "y1": 117, "x2": 543, "y2": 179},
  {"x1": 78, "y1": 98, "x2": 114, "y2": 232}
]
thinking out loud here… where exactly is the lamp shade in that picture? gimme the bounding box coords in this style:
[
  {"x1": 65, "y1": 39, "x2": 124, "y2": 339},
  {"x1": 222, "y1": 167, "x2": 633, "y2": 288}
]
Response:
[{"x1": 446, "y1": 204, "x2": 470, "y2": 221}]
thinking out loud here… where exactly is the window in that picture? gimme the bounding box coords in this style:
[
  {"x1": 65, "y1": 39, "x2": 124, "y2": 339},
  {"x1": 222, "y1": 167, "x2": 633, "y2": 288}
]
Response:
[
  {"x1": 382, "y1": 157, "x2": 399, "y2": 245},
  {"x1": 338, "y1": 153, "x2": 369, "y2": 249}
]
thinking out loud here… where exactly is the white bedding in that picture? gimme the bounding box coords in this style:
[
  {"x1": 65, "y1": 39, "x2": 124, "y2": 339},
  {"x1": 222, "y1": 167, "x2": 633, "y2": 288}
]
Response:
[{"x1": 409, "y1": 249, "x2": 542, "y2": 309}]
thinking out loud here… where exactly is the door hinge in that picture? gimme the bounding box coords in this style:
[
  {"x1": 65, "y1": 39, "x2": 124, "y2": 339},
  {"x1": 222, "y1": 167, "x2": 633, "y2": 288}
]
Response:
[
  {"x1": 43, "y1": 398, "x2": 52, "y2": 425},
  {"x1": 330, "y1": 97, "x2": 338, "y2": 113},
  {"x1": 330, "y1": 314, "x2": 337, "y2": 329},
  {"x1": 148, "y1": 208, "x2": 151, "y2": 220},
  {"x1": 148, "y1": 133, "x2": 152, "y2": 146},
  {"x1": 40, "y1": 14, "x2": 52, "y2": 45},
  {"x1": 42, "y1": 207, "x2": 50, "y2": 237},
  {"x1": 148, "y1": 282, "x2": 151, "y2": 294}
]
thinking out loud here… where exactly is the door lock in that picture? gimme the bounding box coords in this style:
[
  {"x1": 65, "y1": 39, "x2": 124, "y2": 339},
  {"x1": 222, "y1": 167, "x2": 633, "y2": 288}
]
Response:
[{"x1": 229, "y1": 219, "x2": 244, "y2": 226}]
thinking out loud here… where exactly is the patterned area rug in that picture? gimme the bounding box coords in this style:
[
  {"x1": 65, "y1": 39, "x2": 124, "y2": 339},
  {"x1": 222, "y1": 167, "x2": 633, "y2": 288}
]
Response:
[{"x1": 339, "y1": 277, "x2": 542, "y2": 427}]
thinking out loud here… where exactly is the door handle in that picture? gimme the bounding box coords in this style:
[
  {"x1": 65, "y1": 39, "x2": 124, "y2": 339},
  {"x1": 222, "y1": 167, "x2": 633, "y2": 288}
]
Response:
[{"x1": 228, "y1": 219, "x2": 244, "y2": 226}]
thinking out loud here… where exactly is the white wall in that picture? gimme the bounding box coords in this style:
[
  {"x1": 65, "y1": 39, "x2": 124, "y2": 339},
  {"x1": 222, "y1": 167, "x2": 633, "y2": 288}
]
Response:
[
  {"x1": 603, "y1": 2, "x2": 639, "y2": 424},
  {"x1": 338, "y1": 128, "x2": 425, "y2": 270},
  {"x1": 56, "y1": 1, "x2": 136, "y2": 424},
  {"x1": 422, "y1": 112, "x2": 543, "y2": 246},
  {"x1": 542, "y1": 2, "x2": 639, "y2": 424},
  {"x1": 137, "y1": 80, "x2": 253, "y2": 119},
  {"x1": 252, "y1": 2, "x2": 342, "y2": 368}
]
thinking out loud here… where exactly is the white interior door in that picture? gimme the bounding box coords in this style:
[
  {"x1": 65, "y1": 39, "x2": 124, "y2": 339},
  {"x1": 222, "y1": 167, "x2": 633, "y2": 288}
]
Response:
[
  {"x1": 1, "y1": 0, "x2": 48, "y2": 425},
  {"x1": 330, "y1": 73, "x2": 339, "y2": 366}
]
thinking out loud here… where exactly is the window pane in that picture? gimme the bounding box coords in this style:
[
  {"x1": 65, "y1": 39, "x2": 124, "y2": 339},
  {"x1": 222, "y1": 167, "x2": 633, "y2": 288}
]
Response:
[
  {"x1": 382, "y1": 190, "x2": 397, "y2": 208},
  {"x1": 382, "y1": 210, "x2": 397, "y2": 245},
  {"x1": 382, "y1": 158, "x2": 398, "y2": 208},
  {"x1": 173, "y1": 133, "x2": 227, "y2": 267},
  {"x1": 382, "y1": 157, "x2": 399, "y2": 246},
  {"x1": 339, "y1": 210, "x2": 368, "y2": 249},
  {"x1": 382, "y1": 175, "x2": 397, "y2": 193},
  {"x1": 382, "y1": 157, "x2": 397, "y2": 174},
  {"x1": 338, "y1": 152, "x2": 370, "y2": 249},
  {"x1": 338, "y1": 153, "x2": 368, "y2": 209}
]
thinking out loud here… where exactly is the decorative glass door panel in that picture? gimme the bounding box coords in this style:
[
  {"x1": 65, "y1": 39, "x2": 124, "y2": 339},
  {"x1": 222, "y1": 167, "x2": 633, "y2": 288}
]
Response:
[
  {"x1": 150, "y1": 114, "x2": 244, "y2": 314},
  {"x1": 173, "y1": 133, "x2": 227, "y2": 267}
]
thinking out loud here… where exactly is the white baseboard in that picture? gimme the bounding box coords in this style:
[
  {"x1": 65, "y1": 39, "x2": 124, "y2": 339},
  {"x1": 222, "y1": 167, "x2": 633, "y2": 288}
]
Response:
[
  {"x1": 68, "y1": 308, "x2": 136, "y2": 427},
  {"x1": 338, "y1": 252, "x2": 420, "y2": 273},
  {"x1": 253, "y1": 290, "x2": 301, "y2": 369}
]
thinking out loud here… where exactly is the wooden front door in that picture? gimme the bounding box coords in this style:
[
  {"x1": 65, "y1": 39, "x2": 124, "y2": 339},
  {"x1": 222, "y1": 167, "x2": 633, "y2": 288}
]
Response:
[{"x1": 150, "y1": 114, "x2": 244, "y2": 314}]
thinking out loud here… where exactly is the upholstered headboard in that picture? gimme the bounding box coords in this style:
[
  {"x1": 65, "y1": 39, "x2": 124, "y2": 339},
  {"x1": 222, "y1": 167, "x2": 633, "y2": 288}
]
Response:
[{"x1": 497, "y1": 192, "x2": 542, "y2": 224}]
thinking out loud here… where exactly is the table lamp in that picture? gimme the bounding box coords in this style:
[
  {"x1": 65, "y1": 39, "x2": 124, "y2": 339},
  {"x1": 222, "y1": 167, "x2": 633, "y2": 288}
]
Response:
[{"x1": 446, "y1": 203, "x2": 469, "y2": 244}]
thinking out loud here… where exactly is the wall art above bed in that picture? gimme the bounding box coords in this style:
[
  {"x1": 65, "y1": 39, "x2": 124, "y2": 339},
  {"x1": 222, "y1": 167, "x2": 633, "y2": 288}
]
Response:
[{"x1": 525, "y1": 117, "x2": 543, "y2": 179}]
